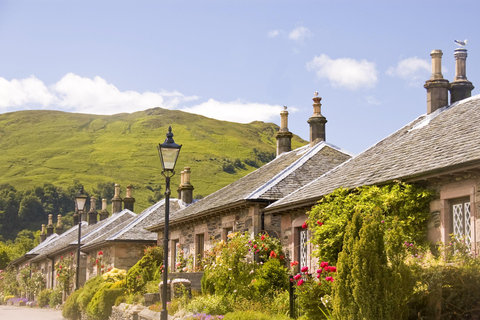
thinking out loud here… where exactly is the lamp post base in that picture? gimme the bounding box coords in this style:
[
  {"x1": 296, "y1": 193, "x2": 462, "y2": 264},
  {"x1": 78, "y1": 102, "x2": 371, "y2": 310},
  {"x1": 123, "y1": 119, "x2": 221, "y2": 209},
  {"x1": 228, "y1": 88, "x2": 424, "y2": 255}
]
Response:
[{"x1": 160, "y1": 309, "x2": 169, "y2": 320}]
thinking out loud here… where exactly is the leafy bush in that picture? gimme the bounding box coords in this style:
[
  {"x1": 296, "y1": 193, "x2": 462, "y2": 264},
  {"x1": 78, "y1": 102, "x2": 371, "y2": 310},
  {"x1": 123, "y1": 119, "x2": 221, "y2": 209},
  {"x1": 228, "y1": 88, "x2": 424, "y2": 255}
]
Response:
[
  {"x1": 186, "y1": 294, "x2": 233, "y2": 315},
  {"x1": 86, "y1": 283, "x2": 124, "y2": 320},
  {"x1": 223, "y1": 310, "x2": 290, "y2": 320},
  {"x1": 126, "y1": 246, "x2": 163, "y2": 293},
  {"x1": 48, "y1": 287, "x2": 62, "y2": 307},
  {"x1": 145, "y1": 279, "x2": 160, "y2": 294},
  {"x1": 62, "y1": 288, "x2": 82, "y2": 320},
  {"x1": 252, "y1": 259, "x2": 288, "y2": 298},
  {"x1": 307, "y1": 183, "x2": 434, "y2": 264},
  {"x1": 77, "y1": 275, "x2": 104, "y2": 311},
  {"x1": 37, "y1": 288, "x2": 51, "y2": 308}
]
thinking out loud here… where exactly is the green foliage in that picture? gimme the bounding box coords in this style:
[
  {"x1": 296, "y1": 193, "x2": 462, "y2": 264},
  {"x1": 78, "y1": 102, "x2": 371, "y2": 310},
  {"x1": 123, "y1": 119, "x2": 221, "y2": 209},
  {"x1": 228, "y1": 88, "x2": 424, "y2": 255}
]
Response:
[
  {"x1": 77, "y1": 275, "x2": 104, "y2": 311},
  {"x1": 37, "y1": 288, "x2": 52, "y2": 308},
  {"x1": 55, "y1": 253, "x2": 76, "y2": 294},
  {"x1": 201, "y1": 232, "x2": 255, "y2": 300},
  {"x1": 308, "y1": 183, "x2": 434, "y2": 264},
  {"x1": 49, "y1": 287, "x2": 62, "y2": 307},
  {"x1": 249, "y1": 232, "x2": 285, "y2": 262},
  {"x1": 223, "y1": 310, "x2": 291, "y2": 320},
  {"x1": 252, "y1": 259, "x2": 288, "y2": 299},
  {"x1": 126, "y1": 246, "x2": 163, "y2": 293},
  {"x1": 86, "y1": 284, "x2": 124, "y2": 320},
  {"x1": 186, "y1": 294, "x2": 233, "y2": 315},
  {"x1": 62, "y1": 288, "x2": 82, "y2": 320},
  {"x1": 145, "y1": 279, "x2": 160, "y2": 294}
]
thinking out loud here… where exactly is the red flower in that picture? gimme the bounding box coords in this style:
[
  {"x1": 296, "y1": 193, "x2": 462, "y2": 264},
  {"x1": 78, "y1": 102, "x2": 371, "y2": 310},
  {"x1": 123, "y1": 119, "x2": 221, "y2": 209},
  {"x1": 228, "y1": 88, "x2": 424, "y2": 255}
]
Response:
[
  {"x1": 59, "y1": 266, "x2": 62, "y2": 269},
  {"x1": 317, "y1": 221, "x2": 323, "y2": 226},
  {"x1": 290, "y1": 261, "x2": 299, "y2": 267},
  {"x1": 293, "y1": 274, "x2": 302, "y2": 280},
  {"x1": 326, "y1": 266, "x2": 337, "y2": 273},
  {"x1": 269, "y1": 251, "x2": 277, "y2": 258},
  {"x1": 325, "y1": 276, "x2": 334, "y2": 282},
  {"x1": 320, "y1": 261, "x2": 329, "y2": 268},
  {"x1": 253, "y1": 244, "x2": 257, "y2": 249},
  {"x1": 101, "y1": 265, "x2": 104, "y2": 268},
  {"x1": 301, "y1": 266, "x2": 308, "y2": 273},
  {"x1": 260, "y1": 235, "x2": 265, "y2": 241},
  {"x1": 265, "y1": 247, "x2": 268, "y2": 251},
  {"x1": 96, "y1": 259, "x2": 99, "y2": 264},
  {"x1": 279, "y1": 255, "x2": 284, "y2": 259},
  {"x1": 316, "y1": 273, "x2": 321, "y2": 279},
  {"x1": 60, "y1": 256, "x2": 63, "y2": 259},
  {"x1": 317, "y1": 268, "x2": 323, "y2": 274},
  {"x1": 302, "y1": 222, "x2": 308, "y2": 229},
  {"x1": 98, "y1": 251, "x2": 103, "y2": 255},
  {"x1": 70, "y1": 252, "x2": 73, "y2": 256},
  {"x1": 297, "y1": 279, "x2": 304, "y2": 286}
]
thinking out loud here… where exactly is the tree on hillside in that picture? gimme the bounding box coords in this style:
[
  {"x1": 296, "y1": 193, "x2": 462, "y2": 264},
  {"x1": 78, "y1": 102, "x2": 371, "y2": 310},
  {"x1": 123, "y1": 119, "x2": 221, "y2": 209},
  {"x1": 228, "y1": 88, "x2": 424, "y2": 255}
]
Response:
[
  {"x1": 19, "y1": 194, "x2": 45, "y2": 229},
  {"x1": 93, "y1": 182, "x2": 115, "y2": 205},
  {"x1": 0, "y1": 184, "x2": 21, "y2": 239}
]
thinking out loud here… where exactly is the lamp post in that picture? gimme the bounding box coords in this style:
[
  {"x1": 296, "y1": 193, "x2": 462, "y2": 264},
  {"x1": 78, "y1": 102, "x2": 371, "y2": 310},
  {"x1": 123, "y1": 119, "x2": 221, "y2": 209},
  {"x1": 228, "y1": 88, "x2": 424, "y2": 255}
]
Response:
[
  {"x1": 74, "y1": 187, "x2": 87, "y2": 290},
  {"x1": 157, "y1": 126, "x2": 182, "y2": 320}
]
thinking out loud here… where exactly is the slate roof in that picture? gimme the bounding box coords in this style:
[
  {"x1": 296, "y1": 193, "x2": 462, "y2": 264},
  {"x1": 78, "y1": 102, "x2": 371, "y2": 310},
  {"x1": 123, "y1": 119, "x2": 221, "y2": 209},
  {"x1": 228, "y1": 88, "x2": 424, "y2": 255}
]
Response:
[
  {"x1": 267, "y1": 95, "x2": 480, "y2": 212},
  {"x1": 81, "y1": 199, "x2": 185, "y2": 250},
  {"x1": 149, "y1": 141, "x2": 352, "y2": 228},
  {"x1": 28, "y1": 210, "x2": 135, "y2": 262}
]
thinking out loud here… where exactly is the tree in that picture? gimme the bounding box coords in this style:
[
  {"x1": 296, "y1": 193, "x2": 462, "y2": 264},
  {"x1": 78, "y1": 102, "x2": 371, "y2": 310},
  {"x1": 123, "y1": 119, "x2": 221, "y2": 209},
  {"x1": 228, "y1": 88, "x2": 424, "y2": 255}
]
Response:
[{"x1": 19, "y1": 194, "x2": 45, "y2": 229}]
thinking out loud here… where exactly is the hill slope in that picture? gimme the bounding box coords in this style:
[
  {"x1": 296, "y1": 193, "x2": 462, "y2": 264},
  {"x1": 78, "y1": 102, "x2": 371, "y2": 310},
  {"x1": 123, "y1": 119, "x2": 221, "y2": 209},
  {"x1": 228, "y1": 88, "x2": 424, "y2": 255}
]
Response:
[{"x1": 0, "y1": 108, "x2": 306, "y2": 211}]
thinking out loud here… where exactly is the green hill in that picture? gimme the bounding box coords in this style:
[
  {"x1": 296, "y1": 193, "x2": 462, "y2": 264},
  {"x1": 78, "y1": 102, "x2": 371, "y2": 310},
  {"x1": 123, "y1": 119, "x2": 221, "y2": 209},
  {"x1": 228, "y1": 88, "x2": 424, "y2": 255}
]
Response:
[{"x1": 0, "y1": 107, "x2": 306, "y2": 213}]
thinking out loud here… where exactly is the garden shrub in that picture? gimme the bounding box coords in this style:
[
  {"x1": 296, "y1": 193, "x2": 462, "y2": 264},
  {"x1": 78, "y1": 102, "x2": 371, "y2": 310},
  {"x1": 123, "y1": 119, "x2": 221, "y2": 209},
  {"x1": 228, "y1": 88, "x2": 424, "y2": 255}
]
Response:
[
  {"x1": 186, "y1": 294, "x2": 233, "y2": 315},
  {"x1": 145, "y1": 279, "x2": 160, "y2": 293},
  {"x1": 62, "y1": 288, "x2": 82, "y2": 320},
  {"x1": 49, "y1": 287, "x2": 62, "y2": 307},
  {"x1": 223, "y1": 310, "x2": 290, "y2": 320},
  {"x1": 307, "y1": 183, "x2": 434, "y2": 264},
  {"x1": 37, "y1": 288, "x2": 51, "y2": 308},
  {"x1": 126, "y1": 246, "x2": 163, "y2": 293},
  {"x1": 252, "y1": 258, "x2": 288, "y2": 298},
  {"x1": 77, "y1": 275, "x2": 104, "y2": 311},
  {"x1": 86, "y1": 282, "x2": 124, "y2": 320}
]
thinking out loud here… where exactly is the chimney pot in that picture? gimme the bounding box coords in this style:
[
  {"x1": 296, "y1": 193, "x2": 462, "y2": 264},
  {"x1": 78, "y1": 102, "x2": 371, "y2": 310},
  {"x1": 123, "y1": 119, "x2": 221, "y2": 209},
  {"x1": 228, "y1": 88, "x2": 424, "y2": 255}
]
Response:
[
  {"x1": 46, "y1": 214, "x2": 54, "y2": 236},
  {"x1": 179, "y1": 167, "x2": 194, "y2": 204},
  {"x1": 275, "y1": 106, "x2": 293, "y2": 156},
  {"x1": 123, "y1": 185, "x2": 135, "y2": 212},
  {"x1": 424, "y1": 49, "x2": 449, "y2": 114},
  {"x1": 99, "y1": 198, "x2": 109, "y2": 221},
  {"x1": 111, "y1": 184, "x2": 123, "y2": 213},
  {"x1": 308, "y1": 92, "x2": 327, "y2": 146},
  {"x1": 56, "y1": 214, "x2": 64, "y2": 235},
  {"x1": 450, "y1": 48, "x2": 474, "y2": 103},
  {"x1": 88, "y1": 197, "x2": 98, "y2": 225},
  {"x1": 40, "y1": 224, "x2": 47, "y2": 243}
]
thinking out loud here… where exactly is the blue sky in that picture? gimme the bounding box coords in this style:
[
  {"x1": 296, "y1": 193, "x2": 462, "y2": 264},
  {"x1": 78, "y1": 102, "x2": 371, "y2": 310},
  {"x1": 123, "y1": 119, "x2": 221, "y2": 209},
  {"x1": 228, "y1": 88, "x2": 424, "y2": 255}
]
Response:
[{"x1": 0, "y1": 0, "x2": 478, "y2": 154}]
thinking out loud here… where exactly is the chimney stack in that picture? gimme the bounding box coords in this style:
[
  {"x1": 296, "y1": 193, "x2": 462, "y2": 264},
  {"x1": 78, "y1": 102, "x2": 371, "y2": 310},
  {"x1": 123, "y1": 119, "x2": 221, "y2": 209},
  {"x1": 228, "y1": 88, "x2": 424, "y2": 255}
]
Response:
[
  {"x1": 307, "y1": 92, "x2": 327, "y2": 146},
  {"x1": 123, "y1": 185, "x2": 135, "y2": 212},
  {"x1": 56, "y1": 215, "x2": 64, "y2": 235},
  {"x1": 99, "y1": 198, "x2": 109, "y2": 221},
  {"x1": 88, "y1": 197, "x2": 98, "y2": 225},
  {"x1": 275, "y1": 106, "x2": 293, "y2": 156},
  {"x1": 178, "y1": 167, "x2": 194, "y2": 204},
  {"x1": 46, "y1": 214, "x2": 54, "y2": 236},
  {"x1": 424, "y1": 50, "x2": 450, "y2": 114},
  {"x1": 40, "y1": 224, "x2": 47, "y2": 243},
  {"x1": 450, "y1": 48, "x2": 474, "y2": 104},
  {"x1": 111, "y1": 184, "x2": 123, "y2": 214}
]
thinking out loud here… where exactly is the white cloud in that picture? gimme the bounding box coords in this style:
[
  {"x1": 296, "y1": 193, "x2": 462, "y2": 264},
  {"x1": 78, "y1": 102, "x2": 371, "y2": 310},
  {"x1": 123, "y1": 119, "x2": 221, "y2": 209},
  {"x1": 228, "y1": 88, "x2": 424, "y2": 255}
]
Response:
[
  {"x1": 268, "y1": 30, "x2": 280, "y2": 38},
  {"x1": 180, "y1": 99, "x2": 291, "y2": 123},
  {"x1": 386, "y1": 57, "x2": 432, "y2": 86},
  {"x1": 288, "y1": 26, "x2": 313, "y2": 42},
  {"x1": 0, "y1": 73, "x2": 286, "y2": 124},
  {"x1": 366, "y1": 96, "x2": 381, "y2": 105},
  {"x1": 306, "y1": 54, "x2": 378, "y2": 90}
]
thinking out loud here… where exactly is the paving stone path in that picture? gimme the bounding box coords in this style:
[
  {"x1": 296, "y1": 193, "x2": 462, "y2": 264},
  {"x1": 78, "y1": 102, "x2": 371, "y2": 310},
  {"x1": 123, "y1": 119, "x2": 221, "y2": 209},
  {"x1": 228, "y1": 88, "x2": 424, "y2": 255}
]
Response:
[{"x1": 0, "y1": 305, "x2": 66, "y2": 320}]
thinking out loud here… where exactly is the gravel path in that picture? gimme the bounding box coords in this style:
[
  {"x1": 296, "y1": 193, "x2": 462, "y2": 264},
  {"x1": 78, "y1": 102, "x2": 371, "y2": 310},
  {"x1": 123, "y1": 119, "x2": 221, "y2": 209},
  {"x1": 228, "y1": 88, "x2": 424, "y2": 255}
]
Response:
[{"x1": 0, "y1": 305, "x2": 66, "y2": 320}]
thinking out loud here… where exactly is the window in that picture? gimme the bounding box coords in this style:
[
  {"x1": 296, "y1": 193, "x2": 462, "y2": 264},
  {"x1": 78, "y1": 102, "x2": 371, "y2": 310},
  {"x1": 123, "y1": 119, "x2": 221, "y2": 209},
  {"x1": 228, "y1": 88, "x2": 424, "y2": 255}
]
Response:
[
  {"x1": 172, "y1": 239, "x2": 180, "y2": 271},
  {"x1": 223, "y1": 227, "x2": 233, "y2": 241},
  {"x1": 451, "y1": 197, "x2": 471, "y2": 247},
  {"x1": 298, "y1": 228, "x2": 308, "y2": 270},
  {"x1": 195, "y1": 234, "x2": 205, "y2": 269}
]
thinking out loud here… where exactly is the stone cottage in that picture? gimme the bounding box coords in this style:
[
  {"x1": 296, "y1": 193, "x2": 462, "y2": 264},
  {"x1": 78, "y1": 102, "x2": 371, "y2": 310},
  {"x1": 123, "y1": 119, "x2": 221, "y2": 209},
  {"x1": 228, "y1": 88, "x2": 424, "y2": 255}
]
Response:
[
  {"x1": 264, "y1": 47, "x2": 479, "y2": 271},
  {"x1": 147, "y1": 95, "x2": 353, "y2": 270}
]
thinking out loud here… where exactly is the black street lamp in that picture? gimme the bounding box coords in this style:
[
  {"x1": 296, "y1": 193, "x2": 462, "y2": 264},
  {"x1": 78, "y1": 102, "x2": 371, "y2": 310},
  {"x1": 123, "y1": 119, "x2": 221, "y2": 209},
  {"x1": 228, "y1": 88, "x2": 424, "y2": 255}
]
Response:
[
  {"x1": 157, "y1": 126, "x2": 182, "y2": 320},
  {"x1": 74, "y1": 187, "x2": 87, "y2": 290}
]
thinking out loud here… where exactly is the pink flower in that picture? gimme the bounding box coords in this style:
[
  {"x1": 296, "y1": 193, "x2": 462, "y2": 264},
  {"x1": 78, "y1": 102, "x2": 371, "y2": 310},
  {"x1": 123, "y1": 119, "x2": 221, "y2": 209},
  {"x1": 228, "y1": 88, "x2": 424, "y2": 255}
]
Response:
[
  {"x1": 302, "y1": 222, "x2": 308, "y2": 229},
  {"x1": 293, "y1": 274, "x2": 302, "y2": 280},
  {"x1": 317, "y1": 268, "x2": 323, "y2": 274},
  {"x1": 297, "y1": 279, "x2": 304, "y2": 286},
  {"x1": 301, "y1": 266, "x2": 308, "y2": 273},
  {"x1": 327, "y1": 266, "x2": 337, "y2": 273},
  {"x1": 253, "y1": 244, "x2": 257, "y2": 249},
  {"x1": 325, "y1": 276, "x2": 334, "y2": 282},
  {"x1": 320, "y1": 261, "x2": 329, "y2": 268},
  {"x1": 316, "y1": 273, "x2": 321, "y2": 279},
  {"x1": 255, "y1": 250, "x2": 260, "y2": 254}
]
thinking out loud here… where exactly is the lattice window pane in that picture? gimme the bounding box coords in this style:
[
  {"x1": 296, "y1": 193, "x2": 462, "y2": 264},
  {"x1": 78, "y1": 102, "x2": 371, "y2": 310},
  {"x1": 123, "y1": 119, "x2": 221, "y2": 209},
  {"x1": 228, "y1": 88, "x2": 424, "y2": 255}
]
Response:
[
  {"x1": 299, "y1": 229, "x2": 308, "y2": 269},
  {"x1": 453, "y1": 201, "x2": 471, "y2": 249}
]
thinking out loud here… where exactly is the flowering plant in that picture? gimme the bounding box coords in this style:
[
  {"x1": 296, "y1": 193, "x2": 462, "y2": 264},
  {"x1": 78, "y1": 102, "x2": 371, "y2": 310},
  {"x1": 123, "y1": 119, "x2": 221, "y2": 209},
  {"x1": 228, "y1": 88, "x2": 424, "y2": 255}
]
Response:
[
  {"x1": 90, "y1": 250, "x2": 106, "y2": 275},
  {"x1": 55, "y1": 253, "x2": 76, "y2": 293},
  {"x1": 248, "y1": 232, "x2": 284, "y2": 262}
]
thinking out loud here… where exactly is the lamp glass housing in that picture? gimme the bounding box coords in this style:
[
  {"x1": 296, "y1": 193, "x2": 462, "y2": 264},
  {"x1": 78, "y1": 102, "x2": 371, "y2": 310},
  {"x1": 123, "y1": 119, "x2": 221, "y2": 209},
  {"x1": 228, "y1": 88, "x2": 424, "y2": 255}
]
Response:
[
  {"x1": 158, "y1": 126, "x2": 182, "y2": 173},
  {"x1": 75, "y1": 189, "x2": 88, "y2": 212}
]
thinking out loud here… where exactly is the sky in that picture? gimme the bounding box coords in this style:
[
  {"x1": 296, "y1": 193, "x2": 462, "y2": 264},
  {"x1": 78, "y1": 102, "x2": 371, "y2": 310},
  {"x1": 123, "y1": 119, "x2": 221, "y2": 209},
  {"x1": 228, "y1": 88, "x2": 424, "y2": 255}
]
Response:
[{"x1": 0, "y1": 0, "x2": 478, "y2": 155}]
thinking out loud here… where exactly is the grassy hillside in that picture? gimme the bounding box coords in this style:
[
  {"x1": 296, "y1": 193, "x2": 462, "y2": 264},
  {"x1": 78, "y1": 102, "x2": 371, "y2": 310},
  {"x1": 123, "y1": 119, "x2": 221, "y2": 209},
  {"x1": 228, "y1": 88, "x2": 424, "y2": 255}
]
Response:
[{"x1": 0, "y1": 108, "x2": 306, "y2": 212}]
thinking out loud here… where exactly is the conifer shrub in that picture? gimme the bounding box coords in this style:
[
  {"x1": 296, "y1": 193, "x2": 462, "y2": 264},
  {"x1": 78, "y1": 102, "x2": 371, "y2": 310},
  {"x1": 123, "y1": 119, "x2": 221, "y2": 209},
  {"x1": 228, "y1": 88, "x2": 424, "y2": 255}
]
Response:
[
  {"x1": 86, "y1": 282, "x2": 124, "y2": 320},
  {"x1": 252, "y1": 258, "x2": 288, "y2": 298},
  {"x1": 37, "y1": 288, "x2": 52, "y2": 308},
  {"x1": 125, "y1": 246, "x2": 163, "y2": 293},
  {"x1": 62, "y1": 288, "x2": 82, "y2": 320},
  {"x1": 77, "y1": 275, "x2": 104, "y2": 311},
  {"x1": 48, "y1": 287, "x2": 62, "y2": 307}
]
